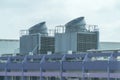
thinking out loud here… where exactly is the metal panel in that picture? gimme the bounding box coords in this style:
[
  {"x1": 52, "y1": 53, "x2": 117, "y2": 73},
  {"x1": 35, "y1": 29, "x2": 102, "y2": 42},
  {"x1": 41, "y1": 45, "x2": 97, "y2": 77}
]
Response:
[
  {"x1": 20, "y1": 35, "x2": 39, "y2": 55},
  {"x1": 23, "y1": 62, "x2": 40, "y2": 70},
  {"x1": 55, "y1": 33, "x2": 77, "y2": 53},
  {"x1": 0, "y1": 63, "x2": 6, "y2": 70},
  {"x1": 7, "y1": 63, "x2": 23, "y2": 70},
  {"x1": 84, "y1": 61, "x2": 108, "y2": 70},
  {"x1": 63, "y1": 61, "x2": 82, "y2": 70},
  {"x1": 109, "y1": 61, "x2": 120, "y2": 70},
  {"x1": 41, "y1": 62, "x2": 60, "y2": 70}
]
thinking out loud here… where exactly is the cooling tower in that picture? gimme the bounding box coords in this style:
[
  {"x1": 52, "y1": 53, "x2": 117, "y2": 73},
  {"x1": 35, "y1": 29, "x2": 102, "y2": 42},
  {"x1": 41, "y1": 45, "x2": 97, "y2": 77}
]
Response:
[
  {"x1": 65, "y1": 17, "x2": 86, "y2": 33},
  {"x1": 29, "y1": 21, "x2": 48, "y2": 35}
]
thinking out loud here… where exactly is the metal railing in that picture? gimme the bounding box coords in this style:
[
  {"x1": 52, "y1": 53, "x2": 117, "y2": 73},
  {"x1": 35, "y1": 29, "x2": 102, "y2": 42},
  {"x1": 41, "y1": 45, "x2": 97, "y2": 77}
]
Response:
[{"x1": 0, "y1": 52, "x2": 120, "y2": 79}]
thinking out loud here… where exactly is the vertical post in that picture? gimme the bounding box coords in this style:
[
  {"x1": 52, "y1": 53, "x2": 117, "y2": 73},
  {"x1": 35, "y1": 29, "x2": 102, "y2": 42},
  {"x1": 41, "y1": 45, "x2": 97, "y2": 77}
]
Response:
[
  {"x1": 22, "y1": 61, "x2": 24, "y2": 80},
  {"x1": 107, "y1": 59, "x2": 110, "y2": 80},
  {"x1": 108, "y1": 53, "x2": 115, "y2": 80},
  {"x1": 60, "y1": 55, "x2": 66, "y2": 80},
  {"x1": 82, "y1": 58, "x2": 85, "y2": 80},
  {"x1": 5, "y1": 57, "x2": 11, "y2": 80},
  {"x1": 81, "y1": 61, "x2": 85, "y2": 80},
  {"x1": 82, "y1": 53, "x2": 89, "y2": 80},
  {"x1": 40, "y1": 55, "x2": 46, "y2": 80},
  {"x1": 22, "y1": 56, "x2": 27, "y2": 80},
  {"x1": 5, "y1": 62, "x2": 7, "y2": 80}
]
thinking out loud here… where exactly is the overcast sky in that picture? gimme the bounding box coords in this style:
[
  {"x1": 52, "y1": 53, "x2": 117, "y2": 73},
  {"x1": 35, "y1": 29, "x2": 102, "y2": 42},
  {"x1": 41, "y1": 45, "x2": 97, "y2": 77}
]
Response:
[{"x1": 0, "y1": 0, "x2": 120, "y2": 42}]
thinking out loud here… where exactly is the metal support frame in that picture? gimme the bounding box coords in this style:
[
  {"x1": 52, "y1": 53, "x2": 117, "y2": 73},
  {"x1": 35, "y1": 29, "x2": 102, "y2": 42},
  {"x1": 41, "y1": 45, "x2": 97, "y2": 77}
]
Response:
[
  {"x1": 60, "y1": 55, "x2": 66, "y2": 80},
  {"x1": 5, "y1": 57, "x2": 11, "y2": 80},
  {"x1": 40, "y1": 55, "x2": 46, "y2": 80},
  {"x1": 1, "y1": 52, "x2": 120, "y2": 80},
  {"x1": 82, "y1": 53, "x2": 89, "y2": 80},
  {"x1": 22, "y1": 56, "x2": 27, "y2": 80}
]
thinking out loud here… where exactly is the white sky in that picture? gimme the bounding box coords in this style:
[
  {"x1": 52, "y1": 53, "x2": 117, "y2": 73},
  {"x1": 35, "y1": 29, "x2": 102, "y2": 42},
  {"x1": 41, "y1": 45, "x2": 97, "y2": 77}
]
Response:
[{"x1": 0, "y1": 0, "x2": 120, "y2": 42}]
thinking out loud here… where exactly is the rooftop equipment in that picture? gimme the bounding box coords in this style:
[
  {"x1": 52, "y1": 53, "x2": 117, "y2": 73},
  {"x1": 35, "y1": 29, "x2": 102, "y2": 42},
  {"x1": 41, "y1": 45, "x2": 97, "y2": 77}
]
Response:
[
  {"x1": 20, "y1": 17, "x2": 99, "y2": 54},
  {"x1": 29, "y1": 21, "x2": 48, "y2": 35},
  {"x1": 65, "y1": 17, "x2": 87, "y2": 33}
]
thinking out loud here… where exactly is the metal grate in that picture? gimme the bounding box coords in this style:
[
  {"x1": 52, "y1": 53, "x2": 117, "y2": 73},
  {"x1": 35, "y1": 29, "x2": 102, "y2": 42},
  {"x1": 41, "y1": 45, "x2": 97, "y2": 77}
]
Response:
[
  {"x1": 40, "y1": 37, "x2": 55, "y2": 54},
  {"x1": 77, "y1": 32, "x2": 98, "y2": 52}
]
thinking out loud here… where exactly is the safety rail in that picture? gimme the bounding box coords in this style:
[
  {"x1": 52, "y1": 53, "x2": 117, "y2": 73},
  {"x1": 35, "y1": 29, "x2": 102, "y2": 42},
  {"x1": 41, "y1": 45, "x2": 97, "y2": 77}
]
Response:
[{"x1": 0, "y1": 52, "x2": 120, "y2": 79}]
